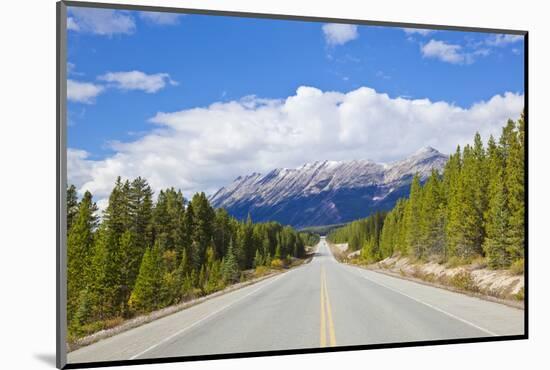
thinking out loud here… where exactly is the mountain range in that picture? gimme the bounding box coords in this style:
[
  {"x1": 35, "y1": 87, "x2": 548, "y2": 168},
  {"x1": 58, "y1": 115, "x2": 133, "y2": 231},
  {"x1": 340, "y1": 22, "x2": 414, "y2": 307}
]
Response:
[{"x1": 209, "y1": 147, "x2": 448, "y2": 228}]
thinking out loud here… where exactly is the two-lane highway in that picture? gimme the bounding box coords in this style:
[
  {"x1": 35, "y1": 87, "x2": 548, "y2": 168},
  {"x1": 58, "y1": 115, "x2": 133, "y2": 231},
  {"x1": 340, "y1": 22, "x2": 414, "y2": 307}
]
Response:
[{"x1": 68, "y1": 237, "x2": 524, "y2": 364}]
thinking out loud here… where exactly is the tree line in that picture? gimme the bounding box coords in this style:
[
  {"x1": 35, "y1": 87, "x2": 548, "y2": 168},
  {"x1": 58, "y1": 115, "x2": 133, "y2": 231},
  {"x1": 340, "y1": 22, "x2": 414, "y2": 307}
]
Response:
[
  {"x1": 67, "y1": 178, "x2": 313, "y2": 340},
  {"x1": 328, "y1": 114, "x2": 525, "y2": 270},
  {"x1": 328, "y1": 211, "x2": 386, "y2": 261}
]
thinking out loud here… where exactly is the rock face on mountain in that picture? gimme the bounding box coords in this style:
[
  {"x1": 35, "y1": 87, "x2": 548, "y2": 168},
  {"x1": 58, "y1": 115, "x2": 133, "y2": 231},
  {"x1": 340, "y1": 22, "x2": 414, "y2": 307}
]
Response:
[{"x1": 209, "y1": 147, "x2": 448, "y2": 228}]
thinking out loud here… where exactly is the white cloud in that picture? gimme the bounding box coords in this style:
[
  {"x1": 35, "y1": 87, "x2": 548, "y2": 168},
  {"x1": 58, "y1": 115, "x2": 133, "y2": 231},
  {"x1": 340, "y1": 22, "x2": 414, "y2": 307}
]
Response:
[
  {"x1": 421, "y1": 39, "x2": 465, "y2": 64},
  {"x1": 67, "y1": 17, "x2": 79, "y2": 31},
  {"x1": 421, "y1": 39, "x2": 492, "y2": 65},
  {"x1": 486, "y1": 34, "x2": 523, "y2": 47},
  {"x1": 68, "y1": 8, "x2": 135, "y2": 36},
  {"x1": 97, "y1": 71, "x2": 177, "y2": 93},
  {"x1": 67, "y1": 71, "x2": 176, "y2": 104},
  {"x1": 403, "y1": 28, "x2": 433, "y2": 36},
  {"x1": 139, "y1": 11, "x2": 183, "y2": 25},
  {"x1": 68, "y1": 149, "x2": 94, "y2": 185},
  {"x1": 68, "y1": 86, "x2": 524, "y2": 208},
  {"x1": 67, "y1": 79, "x2": 104, "y2": 103},
  {"x1": 322, "y1": 24, "x2": 358, "y2": 46}
]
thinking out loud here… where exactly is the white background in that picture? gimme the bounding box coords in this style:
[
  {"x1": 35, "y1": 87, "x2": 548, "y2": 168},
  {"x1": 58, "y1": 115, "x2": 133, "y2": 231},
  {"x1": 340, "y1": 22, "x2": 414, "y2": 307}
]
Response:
[{"x1": 1, "y1": 0, "x2": 547, "y2": 369}]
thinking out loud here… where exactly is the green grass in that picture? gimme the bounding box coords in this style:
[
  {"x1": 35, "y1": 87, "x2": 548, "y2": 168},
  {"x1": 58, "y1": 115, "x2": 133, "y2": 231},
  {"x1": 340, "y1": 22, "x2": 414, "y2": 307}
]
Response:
[
  {"x1": 449, "y1": 271, "x2": 479, "y2": 292},
  {"x1": 445, "y1": 255, "x2": 482, "y2": 268},
  {"x1": 509, "y1": 258, "x2": 524, "y2": 275},
  {"x1": 68, "y1": 317, "x2": 124, "y2": 343},
  {"x1": 514, "y1": 287, "x2": 525, "y2": 301}
]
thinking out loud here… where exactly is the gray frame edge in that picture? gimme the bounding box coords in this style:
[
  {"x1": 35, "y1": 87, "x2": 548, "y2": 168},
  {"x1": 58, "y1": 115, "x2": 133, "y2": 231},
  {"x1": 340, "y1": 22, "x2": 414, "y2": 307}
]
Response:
[
  {"x1": 57, "y1": 1, "x2": 68, "y2": 369},
  {"x1": 62, "y1": 0, "x2": 527, "y2": 35}
]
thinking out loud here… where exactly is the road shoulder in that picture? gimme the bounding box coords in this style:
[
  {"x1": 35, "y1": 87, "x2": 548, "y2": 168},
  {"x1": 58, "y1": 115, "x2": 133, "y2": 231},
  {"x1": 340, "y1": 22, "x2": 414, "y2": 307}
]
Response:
[{"x1": 325, "y1": 240, "x2": 524, "y2": 310}]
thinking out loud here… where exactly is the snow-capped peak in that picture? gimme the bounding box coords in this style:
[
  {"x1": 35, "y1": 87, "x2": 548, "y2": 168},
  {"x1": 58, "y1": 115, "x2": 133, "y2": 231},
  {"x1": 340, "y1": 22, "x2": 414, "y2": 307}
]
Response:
[{"x1": 209, "y1": 147, "x2": 448, "y2": 227}]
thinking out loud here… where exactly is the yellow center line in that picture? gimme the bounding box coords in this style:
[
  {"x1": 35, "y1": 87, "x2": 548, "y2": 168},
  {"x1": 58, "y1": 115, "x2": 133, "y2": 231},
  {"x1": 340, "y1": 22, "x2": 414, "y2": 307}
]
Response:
[
  {"x1": 320, "y1": 265, "x2": 337, "y2": 347},
  {"x1": 323, "y1": 268, "x2": 337, "y2": 346},
  {"x1": 320, "y1": 266, "x2": 327, "y2": 347}
]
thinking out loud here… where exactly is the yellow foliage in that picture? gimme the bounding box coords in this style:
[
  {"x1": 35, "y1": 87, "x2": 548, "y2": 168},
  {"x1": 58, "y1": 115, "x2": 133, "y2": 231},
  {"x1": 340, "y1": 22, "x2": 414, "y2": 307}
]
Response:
[{"x1": 270, "y1": 258, "x2": 284, "y2": 269}]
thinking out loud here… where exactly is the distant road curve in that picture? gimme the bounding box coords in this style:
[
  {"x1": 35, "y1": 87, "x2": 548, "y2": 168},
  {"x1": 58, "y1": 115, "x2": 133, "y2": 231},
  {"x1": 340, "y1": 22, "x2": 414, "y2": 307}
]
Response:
[{"x1": 68, "y1": 237, "x2": 524, "y2": 364}]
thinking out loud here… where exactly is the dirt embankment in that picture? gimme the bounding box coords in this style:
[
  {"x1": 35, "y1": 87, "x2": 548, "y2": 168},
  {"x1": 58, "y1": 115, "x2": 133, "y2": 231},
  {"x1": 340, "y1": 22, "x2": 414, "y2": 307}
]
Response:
[
  {"x1": 371, "y1": 256, "x2": 524, "y2": 306},
  {"x1": 327, "y1": 241, "x2": 359, "y2": 261},
  {"x1": 326, "y1": 241, "x2": 524, "y2": 308}
]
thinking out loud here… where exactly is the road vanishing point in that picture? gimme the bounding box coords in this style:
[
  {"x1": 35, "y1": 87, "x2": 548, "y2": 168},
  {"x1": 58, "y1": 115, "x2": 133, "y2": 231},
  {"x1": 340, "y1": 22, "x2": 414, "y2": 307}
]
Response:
[{"x1": 68, "y1": 237, "x2": 524, "y2": 364}]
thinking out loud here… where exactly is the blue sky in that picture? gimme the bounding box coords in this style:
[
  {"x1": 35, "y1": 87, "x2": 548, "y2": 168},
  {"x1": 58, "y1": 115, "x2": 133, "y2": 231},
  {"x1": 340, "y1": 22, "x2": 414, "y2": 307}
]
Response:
[{"x1": 66, "y1": 6, "x2": 524, "y2": 204}]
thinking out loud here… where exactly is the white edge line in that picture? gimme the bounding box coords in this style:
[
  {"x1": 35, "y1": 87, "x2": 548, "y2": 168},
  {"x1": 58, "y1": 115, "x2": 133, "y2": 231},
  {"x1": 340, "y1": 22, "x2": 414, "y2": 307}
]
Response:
[
  {"x1": 347, "y1": 265, "x2": 499, "y2": 337},
  {"x1": 130, "y1": 271, "x2": 289, "y2": 360}
]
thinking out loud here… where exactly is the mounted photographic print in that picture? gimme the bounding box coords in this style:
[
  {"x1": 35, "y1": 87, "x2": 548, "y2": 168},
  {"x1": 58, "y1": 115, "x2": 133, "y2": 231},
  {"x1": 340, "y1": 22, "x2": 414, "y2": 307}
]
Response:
[{"x1": 57, "y1": 1, "x2": 527, "y2": 368}]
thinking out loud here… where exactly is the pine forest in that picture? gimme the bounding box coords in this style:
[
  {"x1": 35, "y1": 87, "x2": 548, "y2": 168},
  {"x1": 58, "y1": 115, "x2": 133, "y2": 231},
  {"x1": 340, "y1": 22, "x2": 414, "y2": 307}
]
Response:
[
  {"x1": 66, "y1": 179, "x2": 316, "y2": 340},
  {"x1": 329, "y1": 114, "x2": 525, "y2": 272}
]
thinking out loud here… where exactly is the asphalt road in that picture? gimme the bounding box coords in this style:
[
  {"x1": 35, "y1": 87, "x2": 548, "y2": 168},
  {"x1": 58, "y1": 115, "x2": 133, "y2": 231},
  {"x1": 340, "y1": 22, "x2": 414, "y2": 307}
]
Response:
[{"x1": 68, "y1": 237, "x2": 524, "y2": 364}]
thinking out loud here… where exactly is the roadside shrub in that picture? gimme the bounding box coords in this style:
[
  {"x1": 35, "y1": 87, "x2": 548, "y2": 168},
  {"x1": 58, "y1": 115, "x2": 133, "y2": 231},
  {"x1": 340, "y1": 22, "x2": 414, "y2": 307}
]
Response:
[
  {"x1": 104, "y1": 317, "x2": 124, "y2": 330},
  {"x1": 411, "y1": 266, "x2": 423, "y2": 279},
  {"x1": 270, "y1": 258, "x2": 284, "y2": 269},
  {"x1": 77, "y1": 321, "x2": 105, "y2": 338},
  {"x1": 449, "y1": 271, "x2": 478, "y2": 292},
  {"x1": 509, "y1": 258, "x2": 524, "y2": 275},
  {"x1": 432, "y1": 254, "x2": 447, "y2": 265},
  {"x1": 470, "y1": 256, "x2": 488, "y2": 270},
  {"x1": 446, "y1": 255, "x2": 478, "y2": 268},
  {"x1": 71, "y1": 316, "x2": 123, "y2": 341},
  {"x1": 191, "y1": 287, "x2": 203, "y2": 297},
  {"x1": 422, "y1": 272, "x2": 436, "y2": 283},
  {"x1": 514, "y1": 287, "x2": 525, "y2": 301},
  {"x1": 254, "y1": 265, "x2": 269, "y2": 277}
]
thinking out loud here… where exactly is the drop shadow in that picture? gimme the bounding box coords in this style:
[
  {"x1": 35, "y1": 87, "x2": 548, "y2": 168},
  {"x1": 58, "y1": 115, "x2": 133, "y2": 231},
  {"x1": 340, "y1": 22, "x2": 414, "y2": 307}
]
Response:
[{"x1": 34, "y1": 353, "x2": 57, "y2": 367}]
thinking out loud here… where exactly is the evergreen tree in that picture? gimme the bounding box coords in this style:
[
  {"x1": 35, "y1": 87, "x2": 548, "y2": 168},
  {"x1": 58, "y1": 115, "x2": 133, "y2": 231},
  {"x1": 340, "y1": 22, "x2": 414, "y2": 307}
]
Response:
[
  {"x1": 129, "y1": 177, "x2": 154, "y2": 253},
  {"x1": 471, "y1": 132, "x2": 489, "y2": 245},
  {"x1": 69, "y1": 287, "x2": 93, "y2": 335},
  {"x1": 159, "y1": 249, "x2": 179, "y2": 305},
  {"x1": 176, "y1": 248, "x2": 190, "y2": 284},
  {"x1": 505, "y1": 116, "x2": 525, "y2": 261},
  {"x1": 117, "y1": 230, "x2": 139, "y2": 316},
  {"x1": 182, "y1": 202, "x2": 195, "y2": 263},
  {"x1": 419, "y1": 170, "x2": 445, "y2": 257},
  {"x1": 405, "y1": 174, "x2": 423, "y2": 257},
  {"x1": 445, "y1": 147, "x2": 464, "y2": 259},
  {"x1": 483, "y1": 179, "x2": 511, "y2": 268},
  {"x1": 190, "y1": 192, "x2": 215, "y2": 269},
  {"x1": 222, "y1": 239, "x2": 240, "y2": 283},
  {"x1": 204, "y1": 246, "x2": 223, "y2": 294},
  {"x1": 253, "y1": 249, "x2": 263, "y2": 268},
  {"x1": 395, "y1": 199, "x2": 408, "y2": 255},
  {"x1": 128, "y1": 242, "x2": 164, "y2": 313},
  {"x1": 98, "y1": 178, "x2": 134, "y2": 316},
  {"x1": 67, "y1": 184, "x2": 79, "y2": 231},
  {"x1": 213, "y1": 208, "x2": 233, "y2": 258},
  {"x1": 84, "y1": 225, "x2": 110, "y2": 322},
  {"x1": 67, "y1": 191, "x2": 97, "y2": 323},
  {"x1": 379, "y1": 210, "x2": 393, "y2": 258},
  {"x1": 261, "y1": 237, "x2": 271, "y2": 263},
  {"x1": 457, "y1": 144, "x2": 485, "y2": 258},
  {"x1": 274, "y1": 243, "x2": 282, "y2": 260},
  {"x1": 153, "y1": 188, "x2": 185, "y2": 254}
]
